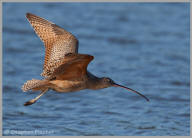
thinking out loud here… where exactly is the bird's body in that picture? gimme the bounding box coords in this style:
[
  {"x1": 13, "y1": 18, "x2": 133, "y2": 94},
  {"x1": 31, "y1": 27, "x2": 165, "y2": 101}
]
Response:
[
  {"x1": 22, "y1": 13, "x2": 149, "y2": 106},
  {"x1": 45, "y1": 72, "x2": 101, "y2": 93}
]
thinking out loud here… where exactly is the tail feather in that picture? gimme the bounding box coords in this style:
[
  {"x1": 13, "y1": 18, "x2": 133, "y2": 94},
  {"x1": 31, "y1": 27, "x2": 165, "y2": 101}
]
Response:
[{"x1": 22, "y1": 79, "x2": 49, "y2": 92}]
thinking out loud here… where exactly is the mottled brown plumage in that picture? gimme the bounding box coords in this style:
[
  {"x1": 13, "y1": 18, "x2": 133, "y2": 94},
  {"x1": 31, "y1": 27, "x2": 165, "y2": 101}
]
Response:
[
  {"x1": 26, "y1": 13, "x2": 78, "y2": 77},
  {"x1": 22, "y1": 13, "x2": 149, "y2": 106}
]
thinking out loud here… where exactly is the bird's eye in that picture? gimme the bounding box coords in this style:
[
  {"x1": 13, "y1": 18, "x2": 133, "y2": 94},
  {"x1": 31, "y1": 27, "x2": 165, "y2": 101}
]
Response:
[{"x1": 104, "y1": 78, "x2": 111, "y2": 82}]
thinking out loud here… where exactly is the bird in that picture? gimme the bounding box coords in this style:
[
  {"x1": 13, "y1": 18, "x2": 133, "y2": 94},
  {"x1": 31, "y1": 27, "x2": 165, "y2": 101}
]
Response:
[{"x1": 22, "y1": 13, "x2": 149, "y2": 106}]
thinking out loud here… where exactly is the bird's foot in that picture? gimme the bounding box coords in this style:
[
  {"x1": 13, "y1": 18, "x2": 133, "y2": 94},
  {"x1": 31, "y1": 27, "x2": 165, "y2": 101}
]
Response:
[{"x1": 24, "y1": 99, "x2": 36, "y2": 106}]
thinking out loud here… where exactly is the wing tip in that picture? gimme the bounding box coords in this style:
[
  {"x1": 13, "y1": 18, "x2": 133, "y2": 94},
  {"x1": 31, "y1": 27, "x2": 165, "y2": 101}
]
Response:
[
  {"x1": 89, "y1": 55, "x2": 94, "y2": 60},
  {"x1": 64, "y1": 53, "x2": 94, "y2": 61},
  {"x1": 79, "y1": 54, "x2": 94, "y2": 61},
  {"x1": 26, "y1": 12, "x2": 33, "y2": 18},
  {"x1": 26, "y1": 13, "x2": 40, "y2": 20}
]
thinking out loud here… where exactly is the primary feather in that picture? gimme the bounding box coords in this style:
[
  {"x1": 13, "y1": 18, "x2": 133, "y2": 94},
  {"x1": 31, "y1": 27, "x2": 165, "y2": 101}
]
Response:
[{"x1": 26, "y1": 13, "x2": 79, "y2": 78}]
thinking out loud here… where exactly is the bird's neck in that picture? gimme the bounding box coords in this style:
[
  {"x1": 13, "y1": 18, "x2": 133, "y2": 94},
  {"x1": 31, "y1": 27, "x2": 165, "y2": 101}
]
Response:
[{"x1": 87, "y1": 72, "x2": 105, "y2": 90}]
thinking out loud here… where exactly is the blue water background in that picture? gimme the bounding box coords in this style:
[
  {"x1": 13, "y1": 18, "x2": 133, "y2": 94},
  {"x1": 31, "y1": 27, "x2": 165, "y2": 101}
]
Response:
[{"x1": 3, "y1": 3, "x2": 190, "y2": 136}]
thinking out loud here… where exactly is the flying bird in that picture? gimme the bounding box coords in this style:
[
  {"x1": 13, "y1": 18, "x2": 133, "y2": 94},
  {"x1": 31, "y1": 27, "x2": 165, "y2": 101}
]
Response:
[{"x1": 22, "y1": 13, "x2": 149, "y2": 106}]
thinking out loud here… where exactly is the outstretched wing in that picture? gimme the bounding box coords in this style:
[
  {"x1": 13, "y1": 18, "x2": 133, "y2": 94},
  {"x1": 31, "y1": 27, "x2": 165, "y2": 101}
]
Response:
[
  {"x1": 26, "y1": 13, "x2": 78, "y2": 77},
  {"x1": 44, "y1": 54, "x2": 94, "y2": 80}
]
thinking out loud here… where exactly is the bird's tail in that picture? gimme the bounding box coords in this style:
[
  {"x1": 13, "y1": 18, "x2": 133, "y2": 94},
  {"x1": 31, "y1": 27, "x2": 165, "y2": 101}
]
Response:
[{"x1": 22, "y1": 79, "x2": 49, "y2": 92}]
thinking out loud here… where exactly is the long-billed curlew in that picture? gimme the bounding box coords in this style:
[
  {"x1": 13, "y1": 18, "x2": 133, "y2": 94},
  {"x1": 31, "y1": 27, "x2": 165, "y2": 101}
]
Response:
[{"x1": 22, "y1": 13, "x2": 149, "y2": 106}]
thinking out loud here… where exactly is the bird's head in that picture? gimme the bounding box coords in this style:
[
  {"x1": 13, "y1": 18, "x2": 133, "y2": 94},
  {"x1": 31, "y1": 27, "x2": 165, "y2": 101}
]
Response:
[
  {"x1": 100, "y1": 77, "x2": 149, "y2": 102},
  {"x1": 100, "y1": 77, "x2": 115, "y2": 87}
]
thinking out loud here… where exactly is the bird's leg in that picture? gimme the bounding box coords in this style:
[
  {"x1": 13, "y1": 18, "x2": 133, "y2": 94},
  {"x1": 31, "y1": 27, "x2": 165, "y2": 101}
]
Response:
[{"x1": 24, "y1": 89, "x2": 48, "y2": 106}]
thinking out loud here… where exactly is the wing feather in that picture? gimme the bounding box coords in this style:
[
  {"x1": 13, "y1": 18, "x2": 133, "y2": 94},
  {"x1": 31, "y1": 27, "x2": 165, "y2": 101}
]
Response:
[
  {"x1": 44, "y1": 54, "x2": 94, "y2": 80},
  {"x1": 26, "y1": 13, "x2": 78, "y2": 75}
]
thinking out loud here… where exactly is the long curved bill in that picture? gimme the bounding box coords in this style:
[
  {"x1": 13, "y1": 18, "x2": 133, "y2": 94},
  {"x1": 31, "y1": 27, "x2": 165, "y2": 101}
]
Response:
[{"x1": 113, "y1": 83, "x2": 149, "y2": 102}]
